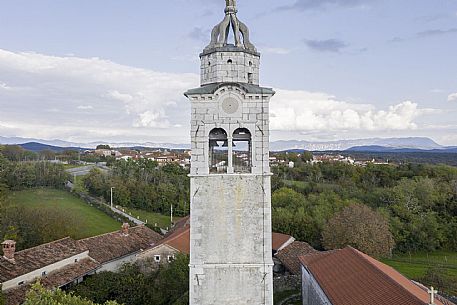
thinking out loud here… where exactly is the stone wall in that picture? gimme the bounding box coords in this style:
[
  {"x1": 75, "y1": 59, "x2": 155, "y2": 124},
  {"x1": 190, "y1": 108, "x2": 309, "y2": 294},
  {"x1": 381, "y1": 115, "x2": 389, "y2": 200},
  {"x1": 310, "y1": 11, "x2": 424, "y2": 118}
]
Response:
[
  {"x1": 200, "y1": 50, "x2": 260, "y2": 85},
  {"x1": 189, "y1": 174, "x2": 273, "y2": 305},
  {"x1": 274, "y1": 275, "x2": 301, "y2": 293}
]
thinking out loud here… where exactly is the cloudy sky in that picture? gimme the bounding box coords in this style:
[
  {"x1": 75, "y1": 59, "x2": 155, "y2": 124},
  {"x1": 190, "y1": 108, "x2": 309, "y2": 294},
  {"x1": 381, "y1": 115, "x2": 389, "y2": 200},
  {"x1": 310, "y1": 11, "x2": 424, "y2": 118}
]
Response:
[{"x1": 0, "y1": 0, "x2": 456, "y2": 145}]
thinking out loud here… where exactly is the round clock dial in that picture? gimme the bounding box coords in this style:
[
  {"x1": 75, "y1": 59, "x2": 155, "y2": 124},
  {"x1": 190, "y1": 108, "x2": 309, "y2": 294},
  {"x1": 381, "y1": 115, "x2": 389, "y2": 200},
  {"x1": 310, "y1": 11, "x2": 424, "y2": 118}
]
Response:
[{"x1": 221, "y1": 97, "x2": 240, "y2": 114}]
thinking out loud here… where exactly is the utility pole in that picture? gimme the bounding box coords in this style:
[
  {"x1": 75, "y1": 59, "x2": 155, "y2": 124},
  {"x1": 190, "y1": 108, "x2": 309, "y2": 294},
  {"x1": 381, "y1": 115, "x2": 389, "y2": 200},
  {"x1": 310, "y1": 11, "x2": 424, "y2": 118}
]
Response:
[
  {"x1": 110, "y1": 187, "x2": 115, "y2": 208},
  {"x1": 170, "y1": 205, "x2": 173, "y2": 226}
]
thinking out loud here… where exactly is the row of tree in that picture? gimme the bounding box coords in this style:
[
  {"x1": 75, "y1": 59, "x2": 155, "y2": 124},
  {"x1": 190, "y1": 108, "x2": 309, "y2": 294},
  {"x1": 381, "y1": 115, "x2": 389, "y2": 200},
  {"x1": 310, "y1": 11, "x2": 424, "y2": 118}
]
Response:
[{"x1": 83, "y1": 160, "x2": 190, "y2": 216}]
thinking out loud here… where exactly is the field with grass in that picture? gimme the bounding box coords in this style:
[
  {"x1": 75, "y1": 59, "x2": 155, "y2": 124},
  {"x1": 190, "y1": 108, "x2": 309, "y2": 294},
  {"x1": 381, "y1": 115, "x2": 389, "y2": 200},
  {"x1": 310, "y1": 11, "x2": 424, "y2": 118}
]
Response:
[
  {"x1": 119, "y1": 206, "x2": 179, "y2": 229},
  {"x1": 382, "y1": 251, "x2": 457, "y2": 295},
  {"x1": 7, "y1": 188, "x2": 121, "y2": 239}
]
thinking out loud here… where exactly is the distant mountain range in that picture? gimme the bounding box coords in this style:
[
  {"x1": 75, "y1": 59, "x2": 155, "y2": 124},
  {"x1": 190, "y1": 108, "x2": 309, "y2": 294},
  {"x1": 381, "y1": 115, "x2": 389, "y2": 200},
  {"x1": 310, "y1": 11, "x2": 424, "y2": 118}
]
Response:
[
  {"x1": 1, "y1": 136, "x2": 456, "y2": 153},
  {"x1": 269, "y1": 137, "x2": 443, "y2": 151},
  {"x1": 346, "y1": 145, "x2": 457, "y2": 153}
]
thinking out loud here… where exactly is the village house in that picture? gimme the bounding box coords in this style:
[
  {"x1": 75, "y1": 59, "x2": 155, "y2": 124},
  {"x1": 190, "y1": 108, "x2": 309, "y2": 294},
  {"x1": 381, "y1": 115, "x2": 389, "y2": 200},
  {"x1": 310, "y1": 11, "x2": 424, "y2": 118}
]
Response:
[
  {"x1": 299, "y1": 247, "x2": 455, "y2": 305},
  {"x1": 0, "y1": 224, "x2": 162, "y2": 305}
]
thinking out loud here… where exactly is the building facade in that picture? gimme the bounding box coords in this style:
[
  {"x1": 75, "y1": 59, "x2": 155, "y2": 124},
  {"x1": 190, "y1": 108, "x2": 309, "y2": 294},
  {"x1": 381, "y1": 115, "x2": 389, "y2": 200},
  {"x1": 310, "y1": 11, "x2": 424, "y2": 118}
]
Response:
[{"x1": 185, "y1": 1, "x2": 275, "y2": 304}]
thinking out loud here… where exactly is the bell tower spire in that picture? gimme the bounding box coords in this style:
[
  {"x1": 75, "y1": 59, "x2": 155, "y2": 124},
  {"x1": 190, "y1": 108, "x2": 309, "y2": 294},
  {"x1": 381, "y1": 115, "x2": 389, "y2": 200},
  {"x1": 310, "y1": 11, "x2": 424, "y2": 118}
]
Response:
[{"x1": 205, "y1": 0, "x2": 256, "y2": 52}]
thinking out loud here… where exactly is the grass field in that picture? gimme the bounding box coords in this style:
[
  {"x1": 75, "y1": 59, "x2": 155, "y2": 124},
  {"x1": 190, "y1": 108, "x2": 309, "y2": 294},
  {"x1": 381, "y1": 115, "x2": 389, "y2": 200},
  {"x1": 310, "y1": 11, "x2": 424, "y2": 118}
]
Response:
[
  {"x1": 7, "y1": 188, "x2": 121, "y2": 239},
  {"x1": 119, "y1": 206, "x2": 179, "y2": 229},
  {"x1": 382, "y1": 251, "x2": 457, "y2": 295}
]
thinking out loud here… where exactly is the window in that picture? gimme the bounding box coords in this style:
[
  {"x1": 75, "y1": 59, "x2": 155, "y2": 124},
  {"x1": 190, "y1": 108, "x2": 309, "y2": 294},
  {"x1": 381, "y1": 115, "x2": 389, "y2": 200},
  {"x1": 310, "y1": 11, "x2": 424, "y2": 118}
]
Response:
[
  {"x1": 248, "y1": 73, "x2": 253, "y2": 84},
  {"x1": 167, "y1": 255, "x2": 175, "y2": 262},
  {"x1": 74, "y1": 259, "x2": 78, "y2": 263},
  {"x1": 249, "y1": 61, "x2": 253, "y2": 66},
  {"x1": 233, "y1": 128, "x2": 252, "y2": 173},
  {"x1": 227, "y1": 59, "x2": 233, "y2": 64},
  {"x1": 18, "y1": 281, "x2": 24, "y2": 286},
  {"x1": 209, "y1": 128, "x2": 228, "y2": 174},
  {"x1": 42, "y1": 271, "x2": 47, "y2": 277},
  {"x1": 154, "y1": 255, "x2": 161, "y2": 263}
]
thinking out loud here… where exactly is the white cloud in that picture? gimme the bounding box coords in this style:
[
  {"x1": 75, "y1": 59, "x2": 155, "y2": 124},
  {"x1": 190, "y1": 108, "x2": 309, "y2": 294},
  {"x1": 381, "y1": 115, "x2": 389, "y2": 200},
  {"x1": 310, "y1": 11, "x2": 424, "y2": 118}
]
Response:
[
  {"x1": 270, "y1": 89, "x2": 423, "y2": 132},
  {"x1": 77, "y1": 105, "x2": 94, "y2": 110},
  {"x1": 261, "y1": 47, "x2": 292, "y2": 55},
  {"x1": 0, "y1": 48, "x2": 440, "y2": 144},
  {"x1": 448, "y1": 92, "x2": 457, "y2": 102},
  {"x1": 0, "y1": 48, "x2": 199, "y2": 143},
  {"x1": 0, "y1": 82, "x2": 11, "y2": 90}
]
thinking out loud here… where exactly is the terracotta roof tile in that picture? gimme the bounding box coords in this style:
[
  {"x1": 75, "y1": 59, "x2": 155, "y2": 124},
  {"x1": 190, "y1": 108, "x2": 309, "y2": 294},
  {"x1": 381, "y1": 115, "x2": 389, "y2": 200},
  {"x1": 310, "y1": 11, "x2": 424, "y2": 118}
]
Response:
[
  {"x1": 0, "y1": 237, "x2": 84, "y2": 282},
  {"x1": 157, "y1": 226, "x2": 190, "y2": 254},
  {"x1": 271, "y1": 233, "x2": 294, "y2": 252},
  {"x1": 299, "y1": 247, "x2": 453, "y2": 305},
  {"x1": 77, "y1": 225, "x2": 162, "y2": 264},
  {"x1": 275, "y1": 241, "x2": 317, "y2": 275},
  {"x1": 4, "y1": 258, "x2": 100, "y2": 305}
]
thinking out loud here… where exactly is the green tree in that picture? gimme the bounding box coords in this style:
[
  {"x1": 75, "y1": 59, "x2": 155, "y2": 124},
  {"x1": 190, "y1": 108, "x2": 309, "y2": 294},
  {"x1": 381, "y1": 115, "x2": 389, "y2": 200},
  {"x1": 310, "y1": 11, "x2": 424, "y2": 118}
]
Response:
[
  {"x1": 72, "y1": 255, "x2": 189, "y2": 305},
  {"x1": 322, "y1": 204, "x2": 395, "y2": 257},
  {"x1": 272, "y1": 187, "x2": 305, "y2": 208},
  {"x1": 24, "y1": 282, "x2": 121, "y2": 305}
]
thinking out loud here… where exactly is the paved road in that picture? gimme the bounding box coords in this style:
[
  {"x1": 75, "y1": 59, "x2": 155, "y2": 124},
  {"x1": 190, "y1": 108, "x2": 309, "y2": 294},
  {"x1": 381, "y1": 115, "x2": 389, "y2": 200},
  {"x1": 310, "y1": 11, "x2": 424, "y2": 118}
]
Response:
[
  {"x1": 110, "y1": 206, "x2": 145, "y2": 225},
  {"x1": 66, "y1": 164, "x2": 109, "y2": 177}
]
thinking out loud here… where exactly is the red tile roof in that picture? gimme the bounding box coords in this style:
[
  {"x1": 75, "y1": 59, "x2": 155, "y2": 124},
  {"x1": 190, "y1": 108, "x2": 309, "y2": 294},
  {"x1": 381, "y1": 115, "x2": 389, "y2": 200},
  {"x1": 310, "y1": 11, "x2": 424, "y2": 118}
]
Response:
[
  {"x1": 299, "y1": 247, "x2": 454, "y2": 305},
  {"x1": 77, "y1": 225, "x2": 162, "y2": 264},
  {"x1": 158, "y1": 226, "x2": 191, "y2": 254},
  {"x1": 4, "y1": 258, "x2": 100, "y2": 305},
  {"x1": 0, "y1": 237, "x2": 85, "y2": 282},
  {"x1": 275, "y1": 241, "x2": 316, "y2": 275},
  {"x1": 272, "y1": 232, "x2": 294, "y2": 252}
]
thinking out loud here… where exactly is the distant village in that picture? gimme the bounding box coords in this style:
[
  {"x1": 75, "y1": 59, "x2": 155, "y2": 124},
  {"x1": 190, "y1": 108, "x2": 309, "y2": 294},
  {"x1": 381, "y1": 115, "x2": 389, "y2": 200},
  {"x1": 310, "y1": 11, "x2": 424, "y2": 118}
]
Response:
[{"x1": 68, "y1": 146, "x2": 391, "y2": 169}]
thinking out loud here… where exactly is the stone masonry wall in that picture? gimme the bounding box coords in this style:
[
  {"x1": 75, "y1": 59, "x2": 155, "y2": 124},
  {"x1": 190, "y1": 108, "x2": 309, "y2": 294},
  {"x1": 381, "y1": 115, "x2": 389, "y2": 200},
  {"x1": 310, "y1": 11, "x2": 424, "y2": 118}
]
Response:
[
  {"x1": 189, "y1": 85, "x2": 271, "y2": 176},
  {"x1": 200, "y1": 50, "x2": 260, "y2": 85},
  {"x1": 189, "y1": 174, "x2": 273, "y2": 305}
]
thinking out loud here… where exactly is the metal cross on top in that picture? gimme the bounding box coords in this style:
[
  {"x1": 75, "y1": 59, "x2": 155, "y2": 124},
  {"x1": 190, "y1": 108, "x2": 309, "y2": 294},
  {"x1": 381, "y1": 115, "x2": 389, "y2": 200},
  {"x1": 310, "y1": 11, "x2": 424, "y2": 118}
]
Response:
[{"x1": 428, "y1": 286, "x2": 438, "y2": 305}]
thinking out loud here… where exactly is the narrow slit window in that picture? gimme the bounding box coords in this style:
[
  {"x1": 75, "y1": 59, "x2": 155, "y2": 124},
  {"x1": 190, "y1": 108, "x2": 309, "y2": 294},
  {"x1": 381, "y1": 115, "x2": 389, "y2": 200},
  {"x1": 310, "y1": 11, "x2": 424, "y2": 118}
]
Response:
[
  {"x1": 209, "y1": 128, "x2": 228, "y2": 174},
  {"x1": 248, "y1": 73, "x2": 253, "y2": 84},
  {"x1": 233, "y1": 128, "x2": 252, "y2": 173}
]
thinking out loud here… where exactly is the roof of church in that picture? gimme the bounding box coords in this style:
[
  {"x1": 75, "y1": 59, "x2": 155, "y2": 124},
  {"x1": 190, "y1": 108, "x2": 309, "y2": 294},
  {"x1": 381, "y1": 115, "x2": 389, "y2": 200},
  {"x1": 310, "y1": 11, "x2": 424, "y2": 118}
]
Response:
[
  {"x1": 299, "y1": 247, "x2": 453, "y2": 305},
  {"x1": 184, "y1": 83, "x2": 275, "y2": 97},
  {"x1": 275, "y1": 241, "x2": 317, "y2": 275},
  {"x1": 0, "y1": 237, "x2": 85, "y2": 282},
  {"x1": 77, "y1": 225, "x2": 162, "y2": 264}
]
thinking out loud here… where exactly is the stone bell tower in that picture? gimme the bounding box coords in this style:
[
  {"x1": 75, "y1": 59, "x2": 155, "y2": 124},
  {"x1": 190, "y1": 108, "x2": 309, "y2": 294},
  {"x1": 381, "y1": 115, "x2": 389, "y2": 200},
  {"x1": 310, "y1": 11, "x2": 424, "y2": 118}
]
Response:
[{"x1": 185, "y1": 1, "x2": 275, "y2": 304}]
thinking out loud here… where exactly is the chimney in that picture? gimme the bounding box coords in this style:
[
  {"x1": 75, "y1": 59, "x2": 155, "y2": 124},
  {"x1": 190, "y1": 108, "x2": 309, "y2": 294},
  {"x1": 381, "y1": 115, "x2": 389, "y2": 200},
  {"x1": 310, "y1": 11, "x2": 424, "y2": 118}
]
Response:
[
  {"x1": 2, "y1": 240, "x2": 16, "y2": 262},
  {"x1": 121, "y1": 223, "x2": 130, "y2": 236}
]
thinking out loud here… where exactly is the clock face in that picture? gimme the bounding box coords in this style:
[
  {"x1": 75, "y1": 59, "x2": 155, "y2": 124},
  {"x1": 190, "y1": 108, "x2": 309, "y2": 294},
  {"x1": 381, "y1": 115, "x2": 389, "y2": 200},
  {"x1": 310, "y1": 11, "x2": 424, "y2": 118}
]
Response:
[{"x1": 221, "y1": 97, "x2": 240, "y2": 114}]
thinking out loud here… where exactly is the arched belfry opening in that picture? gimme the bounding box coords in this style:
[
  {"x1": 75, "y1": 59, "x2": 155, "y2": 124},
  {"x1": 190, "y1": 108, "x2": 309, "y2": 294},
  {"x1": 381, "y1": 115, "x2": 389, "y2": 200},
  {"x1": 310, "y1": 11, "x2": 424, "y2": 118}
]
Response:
[
  {"x1": 233, "y1": 128, "x2": 252, "y2": 173},
  {"x1": 209, "y1": 128, "x2": 228, "y2": 174}
]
